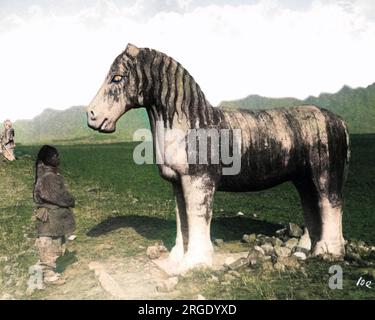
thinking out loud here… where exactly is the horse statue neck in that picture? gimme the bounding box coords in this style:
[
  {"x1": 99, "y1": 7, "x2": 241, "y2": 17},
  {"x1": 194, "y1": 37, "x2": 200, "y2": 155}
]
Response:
[{"x1": 135, "y1": 48, "x2": 215, "y2": 131}]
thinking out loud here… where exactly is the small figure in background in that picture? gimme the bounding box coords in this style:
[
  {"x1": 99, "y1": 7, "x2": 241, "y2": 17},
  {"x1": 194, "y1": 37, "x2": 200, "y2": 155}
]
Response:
[
  {"x1": 0, "y1": 119, "x2": 16, "y2": 161},
  {"x1": 33, "y1": 145, "x2": 76, "y2": 283}
]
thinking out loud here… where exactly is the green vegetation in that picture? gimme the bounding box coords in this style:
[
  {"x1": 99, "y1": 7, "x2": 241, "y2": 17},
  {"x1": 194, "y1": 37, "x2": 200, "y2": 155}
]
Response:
[
  {"x1": 14, "y1": 106, "x2": 149, "y2": 145},
  {"x1": 220, "y1": 83, "x2": 375, "y2": 134},
  {"x1": 0, "y1": 134, "x2": 374, "y2": 299}
]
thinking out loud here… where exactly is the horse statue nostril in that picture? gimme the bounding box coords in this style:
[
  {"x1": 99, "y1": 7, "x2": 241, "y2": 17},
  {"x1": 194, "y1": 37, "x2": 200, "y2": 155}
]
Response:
[{"x1": 90, "y1": 110, "x2": 97, "y2": 121}]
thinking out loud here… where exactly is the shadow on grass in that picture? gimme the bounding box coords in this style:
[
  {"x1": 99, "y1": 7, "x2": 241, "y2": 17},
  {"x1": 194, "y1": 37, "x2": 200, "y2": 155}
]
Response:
[
  {"x1": 86, "y1": 215, "x2": 283, "y2": 249},
  {"x1": 56, "y1": 250, "x2": 78, "y2": 273}
]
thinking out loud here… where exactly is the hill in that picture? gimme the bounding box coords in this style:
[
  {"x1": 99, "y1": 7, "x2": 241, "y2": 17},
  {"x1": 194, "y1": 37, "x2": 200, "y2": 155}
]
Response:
[
  {"x1": 14, "y1": 106, "x2": 150, "y2": 145},
  {"x1": 12, "y1": 83, "x2": 375, "y2": 144},
  {"x1": 220, "y1": 83, "x2": 375, "y2": 133}
]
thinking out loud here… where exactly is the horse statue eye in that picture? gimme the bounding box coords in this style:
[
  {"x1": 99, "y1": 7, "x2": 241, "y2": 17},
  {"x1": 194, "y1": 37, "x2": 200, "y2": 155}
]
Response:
[{"x1": 111, "y1": 75, "x2": 123, "y2": 83}]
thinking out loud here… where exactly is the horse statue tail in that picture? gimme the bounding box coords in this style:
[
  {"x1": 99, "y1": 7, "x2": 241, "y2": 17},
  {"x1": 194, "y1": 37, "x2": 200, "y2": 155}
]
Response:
[{"x1": 320, "y1": 108, "x2": 350, "y2": 204}]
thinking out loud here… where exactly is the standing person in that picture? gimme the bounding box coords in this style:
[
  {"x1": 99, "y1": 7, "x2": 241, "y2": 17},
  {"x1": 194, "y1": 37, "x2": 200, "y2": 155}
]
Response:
[
  {"x1": 33, "y1": 145, "x2": 76, "y2": 283},
  {"x1": 0, "y1": 119, "x2": 16, "y2": 161}
]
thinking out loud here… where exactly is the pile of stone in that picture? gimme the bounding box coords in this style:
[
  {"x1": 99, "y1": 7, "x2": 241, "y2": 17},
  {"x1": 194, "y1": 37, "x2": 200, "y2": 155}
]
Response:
[
  {"x1": 232, "y1": 223, "x2": 306, "y2": 273},
  {"x1": 146, "y1": 242, "x2": 168, "y2": 260},
  {"x1": 345, "y1": 240, "x2": 375, "y2": 267},
  {"x1": 222, "y1": 222, "x2": 375, "y2": 273}
]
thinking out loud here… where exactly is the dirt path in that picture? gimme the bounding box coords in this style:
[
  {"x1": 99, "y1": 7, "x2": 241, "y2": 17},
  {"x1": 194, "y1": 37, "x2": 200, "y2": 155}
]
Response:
[{"x1": 31, "y1": 245, "x2": 247, "y2": 300}]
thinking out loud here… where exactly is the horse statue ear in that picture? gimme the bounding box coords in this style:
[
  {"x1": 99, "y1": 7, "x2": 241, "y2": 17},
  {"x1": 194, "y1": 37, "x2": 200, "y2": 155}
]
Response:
[{"x1": 125, "y1": 43, "x2": 140, "y2": 57}]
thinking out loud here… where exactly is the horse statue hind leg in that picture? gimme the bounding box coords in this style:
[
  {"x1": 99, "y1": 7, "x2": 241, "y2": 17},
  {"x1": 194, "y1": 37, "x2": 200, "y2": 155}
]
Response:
[{"x1": 294, "y1": 112, "x2": 349, "y2": 258}]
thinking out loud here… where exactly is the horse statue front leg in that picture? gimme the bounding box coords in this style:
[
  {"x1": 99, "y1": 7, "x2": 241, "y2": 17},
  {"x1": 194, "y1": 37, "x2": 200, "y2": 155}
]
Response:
[
  {"x1": 178, "y1": 174, "x2": 215, "y2": 273},
  {"x1": 168, "y1": 183, "x2": 188, "y2": 265}
]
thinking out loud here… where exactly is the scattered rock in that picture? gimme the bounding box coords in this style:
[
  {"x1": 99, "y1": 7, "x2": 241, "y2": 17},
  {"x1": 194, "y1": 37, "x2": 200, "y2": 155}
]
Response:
[
  {"x1": 261, "y1": 243, "x2": 274, "y2": 255},
  {"x1": 0, "y1": 256, "x2": 8, "y2": 262},
  {"x1": 293, "y1": 252, "x2": 307, "y2": 260},
  {"x1": 263, "y1": 255, "x2": 272, "y2": 262},
  {"x1": 257, "y1": 234, "x2": 266, "y2": 245},
  {"x1": 227, "y1": 257, "x2": 248, "y2": 270},
  {"x1": 285, "y1": 238, "x2": 299, "y2": 250},
  {"x1": 347, "y1": 240, "x2": 372, "y2": 256},
  {"x1": 261, "y1": 261, "x2": 274, "y2": 273},
  {"x1": 275, "y1": 246, "x2": 292, "y2": 258},
  {"x1": 345, "y1": 251, "x2": 367, "y2": 265},
  {"x1": 295, "y1": 246, "x2": 310, "y2": 255},
  {"x1": 297, "y1": 230, "x2": 311, "y2": 249},
  {"x1": 158, "y1": 245, "x2": 168, "y2": 253},
  {"x1": 241, "y1": 234, "x2": 250, "y2": 243},
  {"x1": 156, "y1": 277, "x2": 179, "y2": 293},
  {"x1": 242, "y1": 233, "x2": 257, "y2": 243},
  {"x1": 277, "y1": 256, "x2": 300, "y2": 269},
  {"x1": 276, "y1": 228, "x2": 287, "y2": 236},
  {"x1": 264, "y1": 236, "x2": 273, "y2": 243},
  {"x1": 287, "y1": 223, "x2": 303, "y2": 238},
  {"x1": 210, "y1": 275, "x2": 219, "y2": 282},
  {"x1": 146, "y1": 245, "x2": 168, "y2": 260},
  {"x1": 254, "y1": 246, "x2": 265, "y2": 255},
  {"x1": 271, "y1": 237, "x2": 283, "y2": 247},
  {"x1": 247, "y1": 251, "x2": 265, "y2": 268},
  {"x1": 213, "y1": 238, "x2": 224, "y2": 246}
]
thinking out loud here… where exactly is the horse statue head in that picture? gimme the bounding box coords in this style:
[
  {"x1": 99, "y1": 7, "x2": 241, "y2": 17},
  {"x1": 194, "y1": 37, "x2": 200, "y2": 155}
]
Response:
[{"x1": 87, "y1": 44, "x2": 142, "y2": 133}]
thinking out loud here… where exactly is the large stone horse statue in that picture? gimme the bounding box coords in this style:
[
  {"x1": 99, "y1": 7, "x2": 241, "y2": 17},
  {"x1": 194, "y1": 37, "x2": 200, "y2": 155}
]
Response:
[{"x1": 87, "y1": 44, "x2": 350, "y2": 273}]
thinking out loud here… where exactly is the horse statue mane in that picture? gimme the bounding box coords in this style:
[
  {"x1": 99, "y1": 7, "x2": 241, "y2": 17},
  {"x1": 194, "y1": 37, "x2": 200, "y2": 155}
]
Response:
[{"x1": 129, "y1": 46, "x2": 215, "y2": 128}]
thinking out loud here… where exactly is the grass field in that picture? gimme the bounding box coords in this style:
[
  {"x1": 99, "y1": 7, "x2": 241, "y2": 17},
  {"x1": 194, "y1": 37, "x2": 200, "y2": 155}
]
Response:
[{"x1": 0, "y1": 134, "x2": 374, "y2": 299}]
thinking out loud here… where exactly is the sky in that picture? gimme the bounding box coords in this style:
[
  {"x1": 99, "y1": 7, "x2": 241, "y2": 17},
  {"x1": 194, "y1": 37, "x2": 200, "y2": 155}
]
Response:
[{"x1": 1, "y1": 0, "x2": 375, "y2": 121}]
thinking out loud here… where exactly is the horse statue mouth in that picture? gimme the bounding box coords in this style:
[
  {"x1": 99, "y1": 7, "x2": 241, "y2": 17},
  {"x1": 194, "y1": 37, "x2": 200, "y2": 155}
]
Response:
[{"x1": 88, "y1": 117, "x2": 116, "y2": 133}]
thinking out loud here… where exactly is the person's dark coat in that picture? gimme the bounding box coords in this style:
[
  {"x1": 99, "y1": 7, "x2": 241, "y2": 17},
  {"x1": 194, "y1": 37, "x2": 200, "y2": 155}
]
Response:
[{"x1": 33, "y1": 162, "x2": 76, "y2": 237}]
